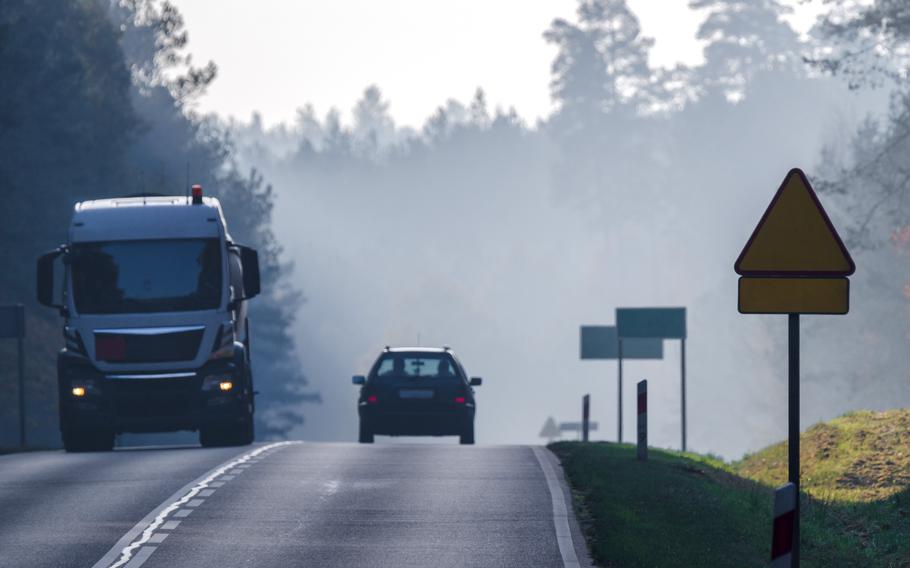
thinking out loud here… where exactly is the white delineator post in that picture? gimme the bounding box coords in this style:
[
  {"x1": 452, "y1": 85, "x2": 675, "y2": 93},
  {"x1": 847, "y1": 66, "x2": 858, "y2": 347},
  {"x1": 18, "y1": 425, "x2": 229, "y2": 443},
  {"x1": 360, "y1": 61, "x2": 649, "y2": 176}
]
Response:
[
  {"x1": 771, "y1": 482, "x2": 797, "y2": 567},
  {"x1": 636, "y1": 380, "x2": 647, "y2": 461}
]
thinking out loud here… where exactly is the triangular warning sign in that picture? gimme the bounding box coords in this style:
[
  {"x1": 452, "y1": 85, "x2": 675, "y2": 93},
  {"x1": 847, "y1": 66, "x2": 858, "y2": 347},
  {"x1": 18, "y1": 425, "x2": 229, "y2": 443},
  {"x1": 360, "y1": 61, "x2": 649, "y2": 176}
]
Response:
[
  {"x1": 539, "y1": 417, "x2": 560, "y2": 439},
  {"x1": 735, "y1": 168, "x2": 855, "y2": 277}
]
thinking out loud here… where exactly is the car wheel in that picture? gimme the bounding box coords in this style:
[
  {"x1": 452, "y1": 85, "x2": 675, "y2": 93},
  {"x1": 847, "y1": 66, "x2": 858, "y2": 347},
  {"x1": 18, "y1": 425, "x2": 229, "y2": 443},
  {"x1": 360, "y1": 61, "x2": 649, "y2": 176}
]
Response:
[
  {"x1": 459, "y1": 423, "x2": 475, "y2": 445},
  {"x1": 358, "y1": 421, "x2": 374, "y2": 444}
]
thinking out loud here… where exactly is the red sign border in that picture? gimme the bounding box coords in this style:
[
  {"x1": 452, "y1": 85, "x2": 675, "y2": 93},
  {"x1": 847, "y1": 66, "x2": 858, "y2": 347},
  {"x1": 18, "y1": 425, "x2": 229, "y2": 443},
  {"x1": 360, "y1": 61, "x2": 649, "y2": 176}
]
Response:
[{"x1": 734, "y1": 168, "x2": 856, "y2": 277}]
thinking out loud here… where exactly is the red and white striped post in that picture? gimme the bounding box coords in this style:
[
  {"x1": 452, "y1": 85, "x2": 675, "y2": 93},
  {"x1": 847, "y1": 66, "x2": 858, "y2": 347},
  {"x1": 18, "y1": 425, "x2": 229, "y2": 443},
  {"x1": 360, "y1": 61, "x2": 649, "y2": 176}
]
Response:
[
  {"x1": 636, "y1": 380, "x2": 647, "y2": 461},
  {"x1": 771, "y1": 482, "x2": 797, "y2": 567}
]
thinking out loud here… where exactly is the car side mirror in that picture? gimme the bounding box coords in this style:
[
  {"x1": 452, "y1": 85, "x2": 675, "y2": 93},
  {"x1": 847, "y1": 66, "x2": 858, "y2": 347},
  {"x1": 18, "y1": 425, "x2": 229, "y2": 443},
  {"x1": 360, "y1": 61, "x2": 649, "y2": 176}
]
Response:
[
  {"x1": 469, "y1": 377, "x2": 482, "y2": 386},
  {"x1": 37, "y1": 248, "x2": 63, "y2": 310},
  {"x1": 239, "y1": 246, "x2": 261, "y2": 299},
  {"x1": 352, "y1": 375, "x2": 366, "y2": 385}
]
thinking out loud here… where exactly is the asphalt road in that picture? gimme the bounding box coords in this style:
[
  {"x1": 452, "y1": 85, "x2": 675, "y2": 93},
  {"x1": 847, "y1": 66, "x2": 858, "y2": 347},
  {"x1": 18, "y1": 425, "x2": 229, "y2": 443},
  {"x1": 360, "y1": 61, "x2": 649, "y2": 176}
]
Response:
[{"x1": 0, "y1": 443, "x2": 589, "y2": 568}]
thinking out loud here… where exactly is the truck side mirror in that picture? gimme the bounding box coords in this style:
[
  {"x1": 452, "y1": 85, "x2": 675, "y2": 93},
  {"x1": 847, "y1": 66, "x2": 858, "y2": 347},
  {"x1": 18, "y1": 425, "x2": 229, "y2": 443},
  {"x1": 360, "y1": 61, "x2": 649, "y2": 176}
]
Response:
[
  {"x1": 239, "y1": 246, "x2": 261, "y2": 299},
  {"x1": 469, "y1": 377, "x2": 483, "y2": 386},
  {"x1": 352, "y1": 375, "x2": 366, "y2": 385},
  {"x1": 37, "y1": 249, "x2": 63, "y2": 309}
]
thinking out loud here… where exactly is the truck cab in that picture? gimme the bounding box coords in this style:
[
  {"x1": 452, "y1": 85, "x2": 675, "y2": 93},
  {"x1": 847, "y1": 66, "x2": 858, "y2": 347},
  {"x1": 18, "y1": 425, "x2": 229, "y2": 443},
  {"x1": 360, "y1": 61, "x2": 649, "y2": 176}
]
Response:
[{"x1": 37, "y1": 188, "x2": 261, "y2": 452}]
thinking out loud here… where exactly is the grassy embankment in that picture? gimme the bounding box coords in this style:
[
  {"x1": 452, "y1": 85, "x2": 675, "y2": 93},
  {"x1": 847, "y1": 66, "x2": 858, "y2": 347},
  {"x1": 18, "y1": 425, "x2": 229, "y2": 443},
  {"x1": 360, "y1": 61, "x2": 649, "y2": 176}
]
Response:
[{"x1": 551, "y1": 408, "x2": 910, "y2": 567}]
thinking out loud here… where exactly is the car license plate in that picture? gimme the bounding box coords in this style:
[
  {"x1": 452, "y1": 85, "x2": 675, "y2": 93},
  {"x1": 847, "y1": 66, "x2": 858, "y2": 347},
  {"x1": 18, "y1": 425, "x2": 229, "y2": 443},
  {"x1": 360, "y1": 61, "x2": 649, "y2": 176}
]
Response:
[{"x1": 399, "y1": 389, "x2": 434, "y2": 400}]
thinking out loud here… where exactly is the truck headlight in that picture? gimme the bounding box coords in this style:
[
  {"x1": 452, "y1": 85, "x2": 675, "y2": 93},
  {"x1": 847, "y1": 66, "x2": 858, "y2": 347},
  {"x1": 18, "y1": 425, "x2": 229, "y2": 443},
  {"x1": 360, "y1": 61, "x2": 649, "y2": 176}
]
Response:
[
  {"x1": 70, "y1": 378, "x2": 99, "y2": 397},
  {"x1": 202, "y1": 373, "x2": 234, "y2": 392}
]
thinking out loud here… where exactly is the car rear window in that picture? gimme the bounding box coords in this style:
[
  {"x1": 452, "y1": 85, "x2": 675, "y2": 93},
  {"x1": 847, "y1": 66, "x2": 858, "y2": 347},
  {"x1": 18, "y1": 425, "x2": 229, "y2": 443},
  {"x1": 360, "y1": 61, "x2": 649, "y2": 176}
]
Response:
[{"x1": 371, "y1": 354, "x2": 461, "y2": 382}]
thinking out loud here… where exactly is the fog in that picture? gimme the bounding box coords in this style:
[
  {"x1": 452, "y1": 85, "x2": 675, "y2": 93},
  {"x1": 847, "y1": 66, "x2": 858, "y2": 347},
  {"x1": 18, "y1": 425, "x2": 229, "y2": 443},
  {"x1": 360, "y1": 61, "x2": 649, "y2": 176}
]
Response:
[{"x1": 221, "y1": 0, "x2": 904, "y2": 458}]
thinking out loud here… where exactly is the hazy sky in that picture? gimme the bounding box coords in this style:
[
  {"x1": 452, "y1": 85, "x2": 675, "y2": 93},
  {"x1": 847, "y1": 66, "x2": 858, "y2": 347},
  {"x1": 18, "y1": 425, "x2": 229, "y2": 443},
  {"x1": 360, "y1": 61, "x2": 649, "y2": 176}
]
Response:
[{"x1": 174, "y1": 1, "x2": 824, "y2": 128}]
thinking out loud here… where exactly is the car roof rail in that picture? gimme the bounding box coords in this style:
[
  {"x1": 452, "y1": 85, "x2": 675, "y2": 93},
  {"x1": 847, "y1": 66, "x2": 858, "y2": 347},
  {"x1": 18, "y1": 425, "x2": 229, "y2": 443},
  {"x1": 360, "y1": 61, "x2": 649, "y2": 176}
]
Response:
[
  {"x1": 443, "y1": 345, "x2": 451, "y2": 351},
  {"x1": 383, "y1": 345, "x2": 390, "y2": 352}
]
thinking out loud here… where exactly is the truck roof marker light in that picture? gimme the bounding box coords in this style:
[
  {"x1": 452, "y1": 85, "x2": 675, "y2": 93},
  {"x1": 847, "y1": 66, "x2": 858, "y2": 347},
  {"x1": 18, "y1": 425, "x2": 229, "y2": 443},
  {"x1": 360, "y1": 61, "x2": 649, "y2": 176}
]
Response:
[{"x1": 191, "y1": 184, "x2": 203, "y2": 205}]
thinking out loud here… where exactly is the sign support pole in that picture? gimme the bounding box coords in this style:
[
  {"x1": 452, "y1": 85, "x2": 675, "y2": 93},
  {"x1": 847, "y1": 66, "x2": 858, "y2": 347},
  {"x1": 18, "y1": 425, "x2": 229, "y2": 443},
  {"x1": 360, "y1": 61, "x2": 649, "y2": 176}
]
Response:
[
  {"x1": 788, "y1": 313, "x2": 800, "y2": 567},
  {"x1": 681, "y1": 337, "x2": 687, "y2": 452},
  {"x1": 618, "y1": 339, "x2": 623, "y2": 443},
  {"x1": 17, "y1": 333, "x2": 25, "y2": 449}
]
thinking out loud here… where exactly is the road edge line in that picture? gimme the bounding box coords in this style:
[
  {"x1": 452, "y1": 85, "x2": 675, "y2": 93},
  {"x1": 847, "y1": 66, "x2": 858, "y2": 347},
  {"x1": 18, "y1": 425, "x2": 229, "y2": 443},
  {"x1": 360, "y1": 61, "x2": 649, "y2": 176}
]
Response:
[
  {"x1": 533, "y1": 446, "x2": 584, "y2": 568},
  {"x1": 90, "y1": 441, "x2": 298, "y2": 568}
]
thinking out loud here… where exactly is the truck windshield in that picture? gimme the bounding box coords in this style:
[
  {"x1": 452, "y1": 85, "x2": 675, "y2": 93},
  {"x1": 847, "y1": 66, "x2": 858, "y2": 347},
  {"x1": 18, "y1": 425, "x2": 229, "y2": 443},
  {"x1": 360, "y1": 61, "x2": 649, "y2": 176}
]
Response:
[{"x1": 70, "y1": 239, "x2": 223, "y2": 314}]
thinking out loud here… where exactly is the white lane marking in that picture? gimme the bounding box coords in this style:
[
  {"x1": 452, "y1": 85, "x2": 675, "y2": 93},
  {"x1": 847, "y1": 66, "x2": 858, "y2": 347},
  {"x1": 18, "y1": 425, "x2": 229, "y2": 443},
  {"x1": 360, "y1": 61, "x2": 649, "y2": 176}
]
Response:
[
  {"x1": 186, "y1": 499, "x2": 205, "y2": 507},
  {"x1": 533, "y1": 447, "x2": 581, "y2": 568},
  {"x1": 209, "y1": 481, "x2": 226, "y2": 487},
  {"x1": 173, "y1": 509, "x2": 193, "y2": 518},
  {"x1": 147, "y1": 533, "x2": 167, "y2": 544},
  {"x1": 91, "y1": 441, "x2": 299, "y2": 568},
  {"x1": 198, "y1": 489, "x2": 215, "y2": 497},
  {"x1": 122, "y1": 546, "x2": 155, "y2": 568},
  {"x1": 221, "y1": 475, "x2": 236, "y2": 481},
  {"x1": 323, "y1": 480, "x2": 340, "y2": 497},
  {"x1": 159, "y1": 521, "x2": 180, "y2": 530}
]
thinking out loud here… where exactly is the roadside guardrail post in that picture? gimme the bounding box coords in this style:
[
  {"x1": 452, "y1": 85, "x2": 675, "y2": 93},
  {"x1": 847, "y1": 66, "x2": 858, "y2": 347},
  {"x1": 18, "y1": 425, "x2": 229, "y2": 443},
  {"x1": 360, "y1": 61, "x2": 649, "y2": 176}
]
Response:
[
  {"x1": 582, "y1": 394, "x2": 590, "y2": 442},
  {"x1": 637, "y1": 380, "x2": 647, "y2": 460},
  {"x1": 770, "y1": 482, "x2": 797, "y2": 567}
]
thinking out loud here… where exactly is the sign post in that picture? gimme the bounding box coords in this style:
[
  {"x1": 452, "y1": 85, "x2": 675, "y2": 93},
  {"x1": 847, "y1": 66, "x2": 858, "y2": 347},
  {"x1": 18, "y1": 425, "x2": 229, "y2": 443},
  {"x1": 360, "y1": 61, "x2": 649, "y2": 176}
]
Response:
[
  {"x1": 616, "y1": 307, "x2": 687, "y2": 450},
  {"x1": 580, "y1": 326, "x2": 662, "y2": 443},
  {"x1": 735, "y1": 168, "x2": 854, "y2": 568},
  {"x1": 0, "y1": 304, "x2": 26, "y2": 448}
]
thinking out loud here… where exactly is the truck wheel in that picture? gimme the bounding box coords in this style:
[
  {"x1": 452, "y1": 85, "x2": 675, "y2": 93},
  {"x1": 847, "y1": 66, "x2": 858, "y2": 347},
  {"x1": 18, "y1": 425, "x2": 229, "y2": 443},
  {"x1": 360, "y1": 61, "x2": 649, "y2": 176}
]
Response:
[
  {"x1": 240, "y1": 417, "x2": 254, "y2": 445},
  {"x1": 358, "y1": 421, "x2": 374, "y2": 444},
  {"x1": 459, "y1": 424, "x2": 475, "y2": 445},
  {"x1": 62, "y1": 428, "x2": 115, "y2": 452},
  {"x1": 199, "y1": 427, "x2": 226, "y2": 448},
  {"x1": 200, "y1": 419, "x2": 253, "y2": 448}
]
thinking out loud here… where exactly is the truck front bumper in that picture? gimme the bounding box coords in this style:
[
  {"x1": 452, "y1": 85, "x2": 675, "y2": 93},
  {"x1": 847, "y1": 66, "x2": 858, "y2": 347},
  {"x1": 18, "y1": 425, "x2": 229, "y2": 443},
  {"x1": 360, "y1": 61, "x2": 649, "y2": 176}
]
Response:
[{"x1": 59, "y1": 353, "x2": 251, "y2": 434}]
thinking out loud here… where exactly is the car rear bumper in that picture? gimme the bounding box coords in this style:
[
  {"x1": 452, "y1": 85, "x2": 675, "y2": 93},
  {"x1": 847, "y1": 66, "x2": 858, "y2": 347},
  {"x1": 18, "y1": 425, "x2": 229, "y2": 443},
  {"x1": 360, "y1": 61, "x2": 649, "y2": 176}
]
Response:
[{"x1": 359, "y1": 405, "x2": 474, "y2": 436}]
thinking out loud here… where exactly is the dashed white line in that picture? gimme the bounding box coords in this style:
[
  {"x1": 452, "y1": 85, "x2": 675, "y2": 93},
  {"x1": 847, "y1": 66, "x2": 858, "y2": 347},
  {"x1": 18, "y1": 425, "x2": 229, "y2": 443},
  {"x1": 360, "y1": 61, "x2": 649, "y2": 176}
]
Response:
[
  {"x1": 186, "y1": 499, "x2": 205, "y2": 507},
  {"x1": 198, "y1": 489, "x2": 215, "y2": 497},
  {"x1": 159, "y1": 521, "x2": 180, "y2": 531},
  {"x1": 122, "y1": 546, "x2": 155, "y2": 568},
  {"x1": 91, "y1": 441, "x2": 299, "y2": 568},
  {"x1": 147, "y1": 533, "x2": 168, "y2": 544}
]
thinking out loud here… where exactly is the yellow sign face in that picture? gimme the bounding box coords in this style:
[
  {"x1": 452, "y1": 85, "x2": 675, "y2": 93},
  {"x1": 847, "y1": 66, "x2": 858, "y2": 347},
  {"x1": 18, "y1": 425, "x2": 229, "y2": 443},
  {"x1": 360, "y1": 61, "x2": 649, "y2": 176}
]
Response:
[
  {"x1": 738, "y1": 277, "x2": 849, "y2": 315},
  {"x1": 735, "y1": 169, "x2": 855, "y2": 277}
]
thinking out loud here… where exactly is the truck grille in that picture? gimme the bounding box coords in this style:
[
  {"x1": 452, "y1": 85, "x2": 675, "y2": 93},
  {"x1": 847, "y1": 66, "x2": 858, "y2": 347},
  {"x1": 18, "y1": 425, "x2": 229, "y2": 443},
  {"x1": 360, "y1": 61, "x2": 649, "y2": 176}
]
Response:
[
  {"x1": 95, "y1": 327, "x2": 204, "y2": 363},
  {"x1": 107, "y1": 376, "x2": 200, "y2": 418}
]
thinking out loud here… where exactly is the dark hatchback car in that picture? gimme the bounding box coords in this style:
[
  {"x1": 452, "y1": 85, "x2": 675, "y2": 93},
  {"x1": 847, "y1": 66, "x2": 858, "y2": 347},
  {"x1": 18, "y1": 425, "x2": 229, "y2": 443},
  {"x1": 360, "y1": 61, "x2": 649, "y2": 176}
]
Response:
[{"x1": 353, "y1": 347, "x2": 482, "y2": 444}]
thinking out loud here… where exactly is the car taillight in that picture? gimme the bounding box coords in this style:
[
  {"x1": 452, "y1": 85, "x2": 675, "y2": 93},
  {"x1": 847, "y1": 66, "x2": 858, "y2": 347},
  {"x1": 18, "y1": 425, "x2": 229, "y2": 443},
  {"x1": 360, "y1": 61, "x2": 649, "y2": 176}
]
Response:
[
  {"x1": 367, "y1": 395, "x2": 378, "y2": 404},
  {"x1": 454, "y1": 396, "x2": 466, "y2": 404}
]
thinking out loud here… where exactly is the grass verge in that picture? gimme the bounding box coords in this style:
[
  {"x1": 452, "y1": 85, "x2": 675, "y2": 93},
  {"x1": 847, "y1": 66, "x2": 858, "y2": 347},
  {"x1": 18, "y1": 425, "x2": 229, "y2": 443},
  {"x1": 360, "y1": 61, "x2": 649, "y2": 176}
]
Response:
[{"x1": 551, "y1": 409, "x2": 910, "y2": 567}]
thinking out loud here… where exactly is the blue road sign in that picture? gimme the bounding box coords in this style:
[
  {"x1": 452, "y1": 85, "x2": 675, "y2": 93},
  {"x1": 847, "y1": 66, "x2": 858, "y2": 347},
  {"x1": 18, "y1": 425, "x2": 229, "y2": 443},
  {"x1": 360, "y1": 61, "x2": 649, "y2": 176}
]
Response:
[
  {"x1": 616, "y1": 307, "x2": 686, "y2": 339},
  {"x1": 580, "y1": 326, "x2": 663, "y2": 360}
]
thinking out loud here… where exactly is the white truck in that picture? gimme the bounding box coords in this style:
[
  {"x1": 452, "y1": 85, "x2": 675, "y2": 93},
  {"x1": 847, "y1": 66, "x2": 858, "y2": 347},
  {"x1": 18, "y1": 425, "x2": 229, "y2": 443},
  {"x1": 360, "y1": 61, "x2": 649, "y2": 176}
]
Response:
[{"x1": 37, "y1": 186, "x2": 261, "y2": 452}]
